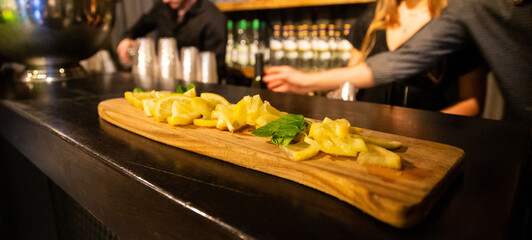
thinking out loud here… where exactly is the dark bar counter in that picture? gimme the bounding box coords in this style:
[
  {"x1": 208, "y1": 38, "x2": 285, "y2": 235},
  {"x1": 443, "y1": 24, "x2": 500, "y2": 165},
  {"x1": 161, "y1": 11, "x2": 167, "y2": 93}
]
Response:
[{"x1": 0, "y1": 72, "x2": 530, "y2": 239}]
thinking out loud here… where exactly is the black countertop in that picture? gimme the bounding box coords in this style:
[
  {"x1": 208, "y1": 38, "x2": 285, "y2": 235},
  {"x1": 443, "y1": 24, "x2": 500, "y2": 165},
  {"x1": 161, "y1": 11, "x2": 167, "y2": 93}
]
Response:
[{"x1": 0, "y1": 72, "x2": 530, "y2": 239}]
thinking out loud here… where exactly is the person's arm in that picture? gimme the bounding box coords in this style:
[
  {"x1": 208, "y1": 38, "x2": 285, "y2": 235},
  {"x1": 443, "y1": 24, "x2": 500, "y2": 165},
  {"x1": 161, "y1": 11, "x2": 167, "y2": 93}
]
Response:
[
  {"x1": 440, "y1": 65, "x2": 488, "y2": 116},
  {"x1": 264, "y1": 64, "x2": 375, "y2": 94},
  {"x1": 265, "y1": 1, "x2": 469, "y2": 95}
]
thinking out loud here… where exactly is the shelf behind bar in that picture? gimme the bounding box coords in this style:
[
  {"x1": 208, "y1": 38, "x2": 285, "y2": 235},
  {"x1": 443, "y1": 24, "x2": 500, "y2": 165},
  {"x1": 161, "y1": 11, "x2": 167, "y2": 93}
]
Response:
[{"x1": 216, "y1": 0, "x2": 375, "y2": 12}]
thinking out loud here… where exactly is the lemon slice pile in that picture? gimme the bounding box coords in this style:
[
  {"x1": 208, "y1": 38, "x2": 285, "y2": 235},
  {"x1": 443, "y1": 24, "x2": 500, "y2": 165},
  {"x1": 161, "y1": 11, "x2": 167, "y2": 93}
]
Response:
[
  {"x1": 124, "y1": 88, "x2": 403, "y2": 169},
  {"x1": 125, "y1": 88, "x2": 284, "y2": 132}
]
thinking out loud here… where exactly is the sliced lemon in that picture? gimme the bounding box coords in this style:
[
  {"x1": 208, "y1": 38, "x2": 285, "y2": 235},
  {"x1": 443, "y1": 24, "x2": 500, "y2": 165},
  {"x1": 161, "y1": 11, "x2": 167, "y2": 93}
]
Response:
[
  {"x1": 183, "y1": 87, "x2": 196, "y2": 98},
  {"x1": 246, "y1": 95, "x2": 265, "y2": 125},
  {"x1": 200, "y1": 92, "x2": 230, "y2": 106},
  {"x1": 358, "y1": 144, "x2": 401, "y2": 169},
  {"x1": 154, "y1": 94, "x2": 192, "y2": 122},
  {"x1": 260, "y1": 101, "x2": 284, "y2": 117},
  {"x1": 155, "y1": 91, "x2": 172, "y2": 99},
  {"x1": 191, "y1": 97, "x2": 214, "y2": 118},
  {"x1": 168, "y1": 114, "x2": 194, "y2": 126},
  {"x1": 233, "y1": 98, "x2": 248, "y2": 124},
  {"x1": 124, "y1": 91, "x2": 158, "y2": 109},
  {"x1": 282, "y1": 137, "x2": 321, "y2": 161},
  {"x1": 193, "y1": 118, "x2": 218, "y2": 127},
  {"x1": 142, "y1": 98, "x2": 157, "y2": 116},
  {"x1": 214, "y1": 105, "x2": 245, "y2": 132},
  {"x1": 255, "y1": 114, "x2": 280, "y2": 128}
]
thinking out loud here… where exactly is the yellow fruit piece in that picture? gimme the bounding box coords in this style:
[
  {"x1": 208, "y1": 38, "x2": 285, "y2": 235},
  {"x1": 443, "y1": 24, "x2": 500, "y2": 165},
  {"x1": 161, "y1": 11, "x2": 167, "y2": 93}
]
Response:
[
  {"x1": 155, "y1": 91, "x2": 172, "y2": 99},
  {"x1": 193, "y1": 118, "x2": 218, "y2": 127},
  {"x1": 153, "y1": 94, "x2": 192, "y2": 122},
  {"x1": 168, "y1": 100, "x2": 201, "y2": 126},
  {"x1": 358, "y1": 144, "x2": 402, "y2": 169},
  {"x1": 317, "y1": 136, "x2": 366, "y2": 157},
  {"x1": 142, "y1": 98, "x2": 157, "y2": 116},
  {"x1": 216, "y1": 118, "x2": 228, "y2": 130},
  {"x1": 200, "y1": 92, "x2": 230, "y2": 106},
  {"x1": 309, "y1": 118, "x2": 351, "y2": 140},
  {"x1": 255, "y1": 114, "x2": 280, "y2": 128},
  {"x1": 246, "y1": 95, "x2": 264, "y2": 125},
  {"x1": 168, "y1": 114, "x2": 194, "y2": 126},
  {"x1": 191, "y1": 97, "x2": 214, "y2": 118},
  {"x1": 282, "y1": 137, "x2": 321, "y2": 161},
  {"x1": 309, "y1": 118, "x2": 368, "y2": 157},
  {"x1": 124, "y1": 91, "x2": 158, "y2": 109},
  {"x1": 183, "y1": 87, "x2": 196, "y2": 97},
  {"x1": 259, "y1": 101, "x2": 284, "y2": 117},
  {"x1": 214, "y1": 105, "x2": 245, "y2": 132},
  {"x1": 357, "y1": 135, "x2": 402, "y2": 150},
  {"x1": 233, "y1": 97, "x2": 248, "y2": 123}
]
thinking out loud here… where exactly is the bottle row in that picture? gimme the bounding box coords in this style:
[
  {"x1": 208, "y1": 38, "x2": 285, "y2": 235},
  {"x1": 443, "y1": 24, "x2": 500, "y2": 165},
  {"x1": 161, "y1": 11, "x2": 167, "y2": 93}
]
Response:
[{"x1": 225, "y1": 19, "x2": 354, "y2": 73}]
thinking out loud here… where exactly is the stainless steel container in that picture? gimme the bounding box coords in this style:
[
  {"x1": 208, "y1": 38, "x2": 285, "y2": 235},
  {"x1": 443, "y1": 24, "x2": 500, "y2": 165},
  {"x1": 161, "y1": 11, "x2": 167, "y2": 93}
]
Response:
[{"x1": 0, "y1": 0, "x2": 115, "y2": 82}]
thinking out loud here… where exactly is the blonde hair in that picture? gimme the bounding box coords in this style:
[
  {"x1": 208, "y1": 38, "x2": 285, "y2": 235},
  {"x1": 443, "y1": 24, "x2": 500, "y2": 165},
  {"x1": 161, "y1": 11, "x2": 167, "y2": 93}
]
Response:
[{"x1": 357, "y1": 0, "x2": 449, "y2": 63}]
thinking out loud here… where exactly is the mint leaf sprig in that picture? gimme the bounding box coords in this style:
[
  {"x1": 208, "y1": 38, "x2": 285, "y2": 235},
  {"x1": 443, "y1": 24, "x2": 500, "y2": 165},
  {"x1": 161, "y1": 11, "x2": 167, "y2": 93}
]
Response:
[
  {"x1": 175, "y1": 84, "x2": 196, "y2": 94},
  {"x1": 133, "y1": 88, "x2": 146, "y2": 93},
  {"x1": 252, "y1": 114, "x2": 308, "y2": 146}
]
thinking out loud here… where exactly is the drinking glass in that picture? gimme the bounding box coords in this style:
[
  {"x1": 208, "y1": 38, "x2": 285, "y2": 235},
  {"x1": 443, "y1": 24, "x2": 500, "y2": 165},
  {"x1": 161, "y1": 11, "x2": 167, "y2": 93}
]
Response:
[
  {"x1": 132, "y1": 38, "x2": 157, "y2": 89},
  {"x1": 327, "y1": 82, "x2": 356, "y2": 101},
  {"x1": 340, "y1": 82, "x2": 356, "y2": 101},
  {"x1": 180, "y1": 46, "x2": 199, "y2": 83},
  {"x1": 198, "y1": 51, "x2": 218, "y2": 83},
  {"x1": 158, "y1": 38, "x2": 179, "y2": 89}
]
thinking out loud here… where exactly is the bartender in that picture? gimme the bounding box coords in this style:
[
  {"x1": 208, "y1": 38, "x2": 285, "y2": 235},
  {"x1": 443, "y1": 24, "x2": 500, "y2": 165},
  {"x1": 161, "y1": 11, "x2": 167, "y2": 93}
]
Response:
[
  {"x1": 264, "y1": 0, "x2": 532, "y2": 124},
  {"x1": 116, "y1": 0, "x2": 227, "y2": 78}
]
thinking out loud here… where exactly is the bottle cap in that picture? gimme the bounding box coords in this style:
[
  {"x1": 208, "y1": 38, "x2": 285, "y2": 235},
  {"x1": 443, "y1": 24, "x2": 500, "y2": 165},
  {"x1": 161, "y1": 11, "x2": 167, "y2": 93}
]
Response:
[
  {"x1": 239, "y1": 20, "x2": 247, "y2": 29},
  {"x1": 252, "y1": 19, "x2": 260, "y2": 29}
]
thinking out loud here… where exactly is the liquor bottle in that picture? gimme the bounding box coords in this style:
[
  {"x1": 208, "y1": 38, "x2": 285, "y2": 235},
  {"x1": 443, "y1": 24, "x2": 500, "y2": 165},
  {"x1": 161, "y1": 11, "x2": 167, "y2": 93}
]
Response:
[
  {"x1": 333, "y1": 28, "x2": 345, "y2": 68},
  {"x1": 251, "y1": 53, "x2": 266, "y2": 89},
  {"x1": 249, "y1": 19, "x2": 260, "y2": 66},
  {"x1": 260, "y1": 21, "x2": 269, "y2": 63},
  {"x1": 236, "y1": 20, "x2": 250, "y2": 67},
  {"x1": 280, "y1": 25, "x2": 289, "y2": 66},
  {"x1": 269, "y1": 24, "x2": 283, "y2": 66},
  {"x1": 225, "y1": 20, "x2": 234, "y2": 67},
  {"x1": 327, "y1": 24, "x2": 340, "y2": 69},
  {"x1": 317, "y1": 24, "x2": 331, "y2": 71},
  {"x1": 339, "y1": 23, "x2": 354, "y2": 67},
  {"x1": 310, "y1": 24, "x2": 319, "y2": 71},
  {"x1": 297, "y1": 25, "x2": 312, "y2": 71},
  {"x1": 284, "y1": 25, "x2": 298, "y2": 67}
]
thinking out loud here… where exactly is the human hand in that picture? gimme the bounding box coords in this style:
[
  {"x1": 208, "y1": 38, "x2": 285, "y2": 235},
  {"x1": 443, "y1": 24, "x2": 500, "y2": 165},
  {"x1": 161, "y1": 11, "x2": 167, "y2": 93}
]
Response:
[
  {"x1": 116, "y1": 38, "x2": 136, "y2": 66},
  {"x1": 263, "y1": 66, "x2": 312, "y2": 94}
]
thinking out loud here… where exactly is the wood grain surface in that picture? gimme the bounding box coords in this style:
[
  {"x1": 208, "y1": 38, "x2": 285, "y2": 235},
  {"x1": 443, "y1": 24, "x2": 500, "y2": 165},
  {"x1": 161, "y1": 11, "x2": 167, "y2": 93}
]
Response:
[{"x1": 98, "y1": 98, "x2": 464, "y2": 228}]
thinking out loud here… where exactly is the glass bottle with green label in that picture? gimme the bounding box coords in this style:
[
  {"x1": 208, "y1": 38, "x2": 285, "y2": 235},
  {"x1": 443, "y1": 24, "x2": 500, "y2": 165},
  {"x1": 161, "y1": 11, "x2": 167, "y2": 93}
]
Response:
[
  {"x1": 236, "y1": 20, "x2": 250, "y2": 67},
  {"x1": 249, "y1": 19, "x2": 260, "y2": 66},
  {"x1": 225, "y1": 20, "x2": 234, "y2": 67}
]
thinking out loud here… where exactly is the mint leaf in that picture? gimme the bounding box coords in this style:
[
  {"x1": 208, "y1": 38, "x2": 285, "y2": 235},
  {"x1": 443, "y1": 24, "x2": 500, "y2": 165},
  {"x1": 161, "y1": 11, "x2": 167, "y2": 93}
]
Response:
[
  {"x1": 133, "y1": 88, "x2": 146, "y2": 93},
  {"x1": 175, "y1": 84, "x2": 195, "y2": 94},
  {"x1": 175, "y1": 86, "x2": 187, "y2": 94},
  {"x1": 252, "y1": 114, "x2": 308, "y2": 146}
]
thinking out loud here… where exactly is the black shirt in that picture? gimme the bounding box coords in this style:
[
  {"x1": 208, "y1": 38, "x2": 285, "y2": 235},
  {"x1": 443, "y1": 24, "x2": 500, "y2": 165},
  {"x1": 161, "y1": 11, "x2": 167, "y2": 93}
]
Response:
[
  {"x1": 122, "y1": 0, "x2": 227, "y2": 78},
  {"x1": 348, "y1": 3, "x2": 484, "y2": 111}
]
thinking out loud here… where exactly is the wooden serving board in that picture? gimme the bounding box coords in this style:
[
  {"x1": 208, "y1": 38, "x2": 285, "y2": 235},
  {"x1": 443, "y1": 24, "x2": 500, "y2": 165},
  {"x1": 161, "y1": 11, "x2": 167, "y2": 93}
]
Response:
[{"x1": 98, "y1": 98, "x2": 464, "y2": 228}]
